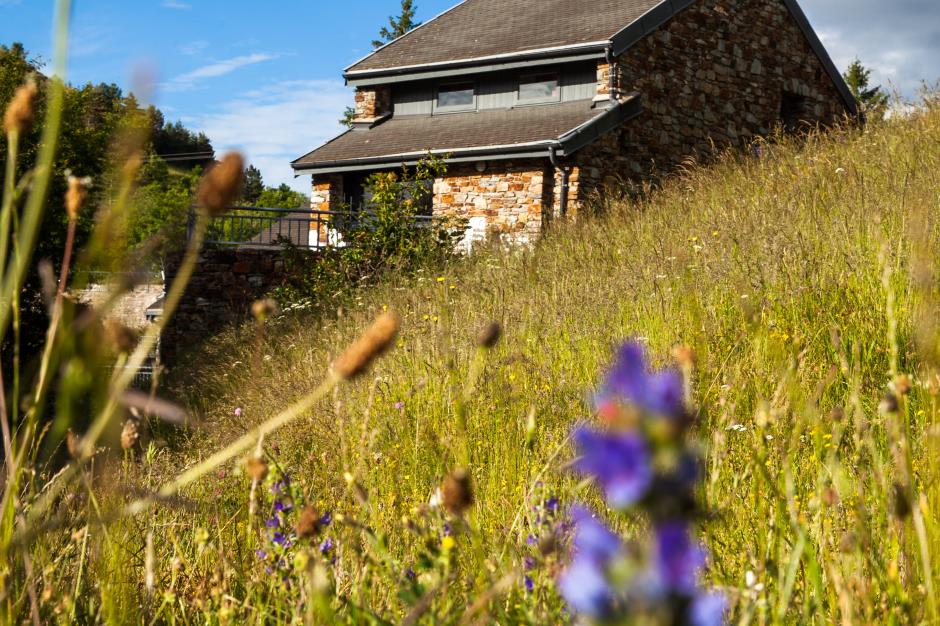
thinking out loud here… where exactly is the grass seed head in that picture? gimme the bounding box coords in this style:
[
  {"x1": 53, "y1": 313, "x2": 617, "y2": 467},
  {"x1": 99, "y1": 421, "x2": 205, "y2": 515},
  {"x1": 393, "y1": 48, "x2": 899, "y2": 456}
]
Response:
[
  {"x1": 295, "y1": 506, "x2": 323, "y2": 538},
  {"x1": 476, "y1": 322, "x2": 502, "y2": 348},
  {"x1": 251, "y1": 298, "x2": 279, "y2": 323},
  {"x1": 196, "y1": 152, "x2": 244, "y2": 217},
  {"x1": 333, "y1": 311, "x2": 400, "y2": 379},
  {"x1": 65, "y1": 176, "x2": 88, "y2": 220},
  {"x1": 442, "y1": 468, "x2": 474, "y2": 516},
  {"x1": 66, "y1": 429, "x2": 81, "y2": 459},
  {"x1": 104, "y1": 320, "x2": 138, "y2": 354},
  {"x1": 245, "y1": 456, "x2": 268, "y2": 481},
  {"x1": 3, "y1": 81, "x2": 38, "y2": 135},
  {"x1": 121, "y1": 419, "x2": 141, "y2": 450}
]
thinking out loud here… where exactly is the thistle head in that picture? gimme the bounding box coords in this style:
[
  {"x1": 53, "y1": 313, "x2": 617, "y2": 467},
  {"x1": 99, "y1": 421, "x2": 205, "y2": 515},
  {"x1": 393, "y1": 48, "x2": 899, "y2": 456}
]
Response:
[
  {"x1": 4, "y1": 80, "x2": 38, "y2": 135},
  {"x1": 196, "y1": 152, "x2": 244, "y2": 217},
  {"x1": 333, "y1": 311, "x2": 400, "y2": 379}
]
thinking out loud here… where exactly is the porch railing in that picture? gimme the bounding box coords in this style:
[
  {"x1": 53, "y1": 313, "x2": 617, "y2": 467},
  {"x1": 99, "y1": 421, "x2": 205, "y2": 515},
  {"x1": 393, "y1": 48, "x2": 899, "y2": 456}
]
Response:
[{"x1": 190, "y1": 206, "x2": 439, "y2": 251}]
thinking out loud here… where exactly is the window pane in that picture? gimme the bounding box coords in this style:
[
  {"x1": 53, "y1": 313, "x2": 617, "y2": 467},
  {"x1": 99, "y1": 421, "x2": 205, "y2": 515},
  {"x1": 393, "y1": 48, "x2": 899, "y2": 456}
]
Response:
[
  {"x1": 519, "y1": 74, "x2": 560, "y2": 101},
  {"x1": 438, "y1": 83, "x2": 475, "y2": 108}
]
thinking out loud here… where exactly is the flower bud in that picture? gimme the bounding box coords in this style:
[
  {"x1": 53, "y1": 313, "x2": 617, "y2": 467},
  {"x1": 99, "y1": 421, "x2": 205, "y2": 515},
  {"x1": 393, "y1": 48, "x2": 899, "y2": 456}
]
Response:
[
  {"x1": 121, "y1": 419, "x2": 140, "y2": 450},
  {"x1": 65, "y1": 176, "x2": 88, "y2": 221},
  {"x1": 3, "y1": 81, "x2": 38, "y2": 135},
  {"x1": 333, "y1": 312, "x2": 400, "y2": 379},
  {"x1": 196, "y1": 152, "x2": 244, "y2": 217},
  {"x1": 441, "y1": 468, "x2": 474, "y2": 516}
]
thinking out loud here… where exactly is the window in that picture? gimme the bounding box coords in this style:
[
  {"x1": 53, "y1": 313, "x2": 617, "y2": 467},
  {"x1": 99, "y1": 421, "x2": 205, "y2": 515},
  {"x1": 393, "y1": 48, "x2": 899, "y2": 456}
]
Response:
[
  {"x1": 435, "y1": 82, "x2": 476, "y2": 112},
  {"x1": 518, "y1": 72, "x2": 561, "y2": 104},
  {"x1": 780, "y1": 91, "x2": 808, "y2": 132}
]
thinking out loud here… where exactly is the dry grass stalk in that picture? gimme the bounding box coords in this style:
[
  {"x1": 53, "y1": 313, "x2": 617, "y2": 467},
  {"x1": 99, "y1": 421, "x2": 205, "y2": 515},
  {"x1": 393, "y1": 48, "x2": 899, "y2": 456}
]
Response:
[
  {"x1": 196, "y1": 152, "x2": 244, "y2": 217},
  {"x1": 333, "y1": 312, "x2": 400, "y2": 379}
]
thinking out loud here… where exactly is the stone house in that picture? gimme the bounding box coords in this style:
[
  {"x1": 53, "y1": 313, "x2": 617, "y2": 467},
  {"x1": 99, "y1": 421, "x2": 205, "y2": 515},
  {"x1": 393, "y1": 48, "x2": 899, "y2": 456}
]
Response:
[{"x1": 291, "y1": 0, "x2": 857, "y2": 247}]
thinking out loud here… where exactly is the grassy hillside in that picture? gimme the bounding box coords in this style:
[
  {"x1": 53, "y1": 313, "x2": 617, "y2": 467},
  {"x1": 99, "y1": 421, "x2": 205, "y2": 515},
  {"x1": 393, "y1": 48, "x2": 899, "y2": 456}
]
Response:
[{"x1": 58, "y1": 104, "x2": 940, "y2": 623}]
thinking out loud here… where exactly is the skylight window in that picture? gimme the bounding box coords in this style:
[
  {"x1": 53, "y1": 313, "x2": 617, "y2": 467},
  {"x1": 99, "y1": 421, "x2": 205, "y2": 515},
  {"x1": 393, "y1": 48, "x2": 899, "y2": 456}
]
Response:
[
  {"x1": 518, "y1": 73, "x2": 561, "y2": 104},
  {"x1": 436, "y1": 82, "x2": 476, "y2": 112}
]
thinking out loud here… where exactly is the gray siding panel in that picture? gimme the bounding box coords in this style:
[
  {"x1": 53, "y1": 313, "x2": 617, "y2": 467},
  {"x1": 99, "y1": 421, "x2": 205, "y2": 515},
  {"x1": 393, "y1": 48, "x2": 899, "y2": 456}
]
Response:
[{"x1": 392, "y1": 63, "x2": 596, "y2": 115}]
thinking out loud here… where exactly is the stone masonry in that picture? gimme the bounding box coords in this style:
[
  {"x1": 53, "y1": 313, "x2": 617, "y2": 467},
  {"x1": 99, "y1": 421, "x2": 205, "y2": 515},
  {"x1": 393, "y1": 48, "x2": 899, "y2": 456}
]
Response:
[
  {"x1": 354, "y1": 86, "x2": 392, "y2": 121},
  {"x1": 575, "y1": 0, "x2": 849, "y2": 200}
]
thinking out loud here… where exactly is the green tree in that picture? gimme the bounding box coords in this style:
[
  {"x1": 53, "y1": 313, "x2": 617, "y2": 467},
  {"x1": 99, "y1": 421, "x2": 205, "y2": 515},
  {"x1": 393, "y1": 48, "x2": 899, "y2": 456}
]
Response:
[
  {"x1": 256, "y1": 183, "x2": 308, "y2": 209},
  {"x1": 242, "y1": 165, "x2": 264, "y2": 204},
  {"x1": 372, "y1": 0, "x2": 420, "y2": 48},
  {"x1": 843, "y1": 58, "x2": 889, "y2": 119}
]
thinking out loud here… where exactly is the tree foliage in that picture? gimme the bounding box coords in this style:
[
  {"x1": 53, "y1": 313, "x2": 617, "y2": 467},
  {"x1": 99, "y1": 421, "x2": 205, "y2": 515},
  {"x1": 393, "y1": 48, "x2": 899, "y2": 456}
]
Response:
[
  {"x1": 844, "y1": 58, "x2": 889, "y2": 119},
  {"x1": 372, "y1": 0, "x2": 420, "y2": 48}
]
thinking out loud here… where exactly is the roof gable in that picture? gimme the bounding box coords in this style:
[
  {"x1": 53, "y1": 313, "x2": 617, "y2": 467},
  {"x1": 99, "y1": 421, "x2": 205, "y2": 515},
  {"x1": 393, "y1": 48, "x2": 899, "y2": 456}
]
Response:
[{"x1": 346, "y1": 0, "x2": 662, "y2": 75}]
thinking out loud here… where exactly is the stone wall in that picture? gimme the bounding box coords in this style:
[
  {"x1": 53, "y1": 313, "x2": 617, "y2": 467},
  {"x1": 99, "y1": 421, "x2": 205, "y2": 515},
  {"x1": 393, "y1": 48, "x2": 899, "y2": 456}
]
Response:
[
  {"x1": 354, "y1": 86, "x2": 392, "y2": 121},
  {"x1": 575, "y1": 0, "x2": 851, "y2": 199},
  {"x1": 162, "y1": 248, "x2": 290, "y2": 360},
  {"x1": 431, "y1": 161, "x2": 551, "y2": 249},
  {"x1": 76, "y1": 282, "x2": 165, "y2": 330}
]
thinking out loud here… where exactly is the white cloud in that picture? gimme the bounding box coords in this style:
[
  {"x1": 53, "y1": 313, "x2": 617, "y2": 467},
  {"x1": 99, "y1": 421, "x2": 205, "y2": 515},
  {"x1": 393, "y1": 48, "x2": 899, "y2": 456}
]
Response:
[
  {"x1": 162, "y1": 53, "x2": 276, "y2": 92},
  {"x1": 161, "y1": 0, "x2": 191, "y2": 9},
  {"x1": 179, "y1": 40, "x2": 209, "y2": 56},
  {"x1": 193, "y1": 80, "x2": 352, "y2": 193}
]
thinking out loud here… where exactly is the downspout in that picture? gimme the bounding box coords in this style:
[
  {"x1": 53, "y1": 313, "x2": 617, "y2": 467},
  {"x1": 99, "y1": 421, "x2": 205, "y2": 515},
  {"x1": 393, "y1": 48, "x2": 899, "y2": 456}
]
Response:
[{"x1": 548, "y1": 145, "x2": 569, "y2": 218}]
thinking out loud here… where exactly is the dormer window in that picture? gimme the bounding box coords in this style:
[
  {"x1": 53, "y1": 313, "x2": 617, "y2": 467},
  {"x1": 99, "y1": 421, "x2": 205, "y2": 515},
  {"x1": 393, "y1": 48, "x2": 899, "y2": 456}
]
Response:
[
  {"x1": 518, "y1": 72, "x2": 560, "y2": 104},
  {"x1": 435, "y1": 81, "x2": 476, "y2": 113}
]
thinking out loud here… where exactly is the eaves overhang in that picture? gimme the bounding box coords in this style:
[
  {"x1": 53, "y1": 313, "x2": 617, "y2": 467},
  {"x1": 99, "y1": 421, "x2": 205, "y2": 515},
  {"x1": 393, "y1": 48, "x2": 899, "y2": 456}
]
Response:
[
  {"x1": 291, "y1": 94, "x2": 644, "y2": 177},
  {"x1": 344, "y1": 42, "x2": 609, "y2": 87}
]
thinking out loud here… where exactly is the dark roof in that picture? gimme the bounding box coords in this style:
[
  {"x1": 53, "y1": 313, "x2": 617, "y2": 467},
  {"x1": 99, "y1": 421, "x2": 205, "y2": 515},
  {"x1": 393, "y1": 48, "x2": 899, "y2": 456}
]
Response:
[
  {"x1": 292, "y1": 98, "x2": 644, "y2": 173},
  {"x1": 347, "y1": 0, "x2": 661, "y2": 75}
]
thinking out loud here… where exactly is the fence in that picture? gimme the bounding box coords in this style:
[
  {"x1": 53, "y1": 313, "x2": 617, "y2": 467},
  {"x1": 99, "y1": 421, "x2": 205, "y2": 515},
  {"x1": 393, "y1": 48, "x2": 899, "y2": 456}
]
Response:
[{"x1": 190, "y1": 206, "x2": 439, "y2": 251}]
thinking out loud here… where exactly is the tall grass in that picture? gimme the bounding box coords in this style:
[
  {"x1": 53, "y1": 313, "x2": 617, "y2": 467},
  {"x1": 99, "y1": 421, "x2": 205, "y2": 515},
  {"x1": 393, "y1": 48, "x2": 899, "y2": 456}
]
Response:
[
  {"x1": 61, "y1": 104, "x2": 933, "y2": 624},
  {"x1": 4, "y1": 15, "x2": 940, "y2": 618}
]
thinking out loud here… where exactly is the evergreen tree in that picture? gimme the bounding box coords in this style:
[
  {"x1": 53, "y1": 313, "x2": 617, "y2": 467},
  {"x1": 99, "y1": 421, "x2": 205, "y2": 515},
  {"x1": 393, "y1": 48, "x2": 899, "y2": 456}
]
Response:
[
  {"x1": 843, "y1": 58, "x2": 888, "y2": 119},
  {"x1": 372, "y1": 0, "x2": 420, "y2": 48},
  {"x1": 243, "y1": 165, "x2": 264, "y2": 204}
]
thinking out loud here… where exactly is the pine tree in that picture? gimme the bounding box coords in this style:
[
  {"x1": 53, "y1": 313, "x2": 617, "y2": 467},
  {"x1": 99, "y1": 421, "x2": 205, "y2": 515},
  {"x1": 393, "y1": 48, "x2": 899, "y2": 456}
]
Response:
[
  {"x1": 372, "y1": 0, "x2": 420, "y2": 49},
  {"x1": 242, "y1": 165, "x2": 264, "y2": 204},
  {"x1": 843, "y1": 58, "x2": 888, "y2": 119}
]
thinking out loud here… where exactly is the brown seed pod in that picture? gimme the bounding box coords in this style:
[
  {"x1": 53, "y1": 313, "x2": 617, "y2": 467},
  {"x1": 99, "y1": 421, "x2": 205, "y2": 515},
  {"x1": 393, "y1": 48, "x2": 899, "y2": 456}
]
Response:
[
  {"x1": 245, "y1": 456, "x2": 269, "y2": 481},
  {"x1": 476, "y1": 322, "x2": 502, "y2": 348},
  {"x1": 295, "y1": 506, "x2": 323, "y2": 538},
  {"x1": 441, "y1": 468, "x2": 474, "y2": 516},
  {"x1": 121, "y1": 419, "x2": 140, "y2": 450},
  {"x1": 196, "y1": 152, "x2": 245, "y2": 217},
  {"x1": 65, "y1": 176, "x2": 87, "y2": 220},
  {"x1": 829, "y1": 406, "x2": 845, "y2": 422},
  {"x1": 3, "y1": 81, "x2": 38, "y2": 135},
  {"x1": 894, "y1": 375, "x2": 912, "y2": 396},
  {"x1": 672, "y1": 345, "x2": 696, "y2": 368},
  {"x1": 333, "y1": 312, "x2": 400, "y2": 379},
  {"x1": 66, "y1": 429, "x2": 81, "y2": 459},
  {"x1": 251, "y1": 298, "x2": 279, "y2": 323}
]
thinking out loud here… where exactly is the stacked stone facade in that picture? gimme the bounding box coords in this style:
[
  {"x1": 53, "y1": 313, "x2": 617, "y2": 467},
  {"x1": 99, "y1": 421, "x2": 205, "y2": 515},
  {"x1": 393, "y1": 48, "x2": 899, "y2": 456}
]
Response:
[
  {"x1": 576, "y1": 0, "x2": 849, "y2": 200},
  {"x1": 353, "y1": 86, "x2": 392, "y2": 121},
  {"x1": 432, "y1": 161, "x2": 551, "y2": 248}
]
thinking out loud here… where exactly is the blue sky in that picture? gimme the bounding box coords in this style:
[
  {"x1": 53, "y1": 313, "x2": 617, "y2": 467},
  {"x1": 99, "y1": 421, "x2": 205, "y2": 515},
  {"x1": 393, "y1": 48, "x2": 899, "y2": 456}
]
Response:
[{"x1": 1, "y1": 1, "x2": 938, "y2": 192}]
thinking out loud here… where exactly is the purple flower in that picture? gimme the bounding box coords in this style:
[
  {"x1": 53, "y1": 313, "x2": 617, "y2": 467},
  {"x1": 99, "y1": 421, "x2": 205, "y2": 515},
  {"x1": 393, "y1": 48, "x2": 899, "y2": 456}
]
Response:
[
  {"x1": 572, "y1": 427, "x2": 653, "y2": 508},
  {"x1": 526, "y1": 534, "x2": 537, "y2": 546},
  {"x1": 654, "y1": 521, "x2": 705, "y2": 595},
  {"x1": 394, "y1": 401, "x2": 405, "y2": 410},
  {"x1": 273, "y1": 500, "x2": 292, "y2": 512},
  {"x1": 405, "y1": 567, "x2": 416, "y2": 581},
  {"x1": 600, "y1": 343, "x2": 684, "y2": 418},
  {"x1": 557, "y1": 558, "x2": 615, "y2": 617},
  {"x1": 272, "y1": 532, "x2": 289, "y2": 547},
  {"x1": 689, "y1": 592, "x2": 727, "y2": 626},
  {"x1": 545, "y1": 496, "x2": 559, "y2": 513},
  {"x1": 234, "y1": 407, "x2": 242, "y2": 417},
  {"x1": 524, "y1": 575, "x2": 534, "y2": 593},
  {"x1": 570, "y1": 506, "x2": 623, "y2": 564},
  {"x1": 319, "y1": 512, "x2": 332, "y2": 526},
  {"x1": 442, "y1": 523, "x2": 452, "y2": 537},
  {"x1": 523, "y1": 556, "x2": 536, "y2": 571},
  {"x1": 265, "y1": 517, "x2": 280, "y2": 528},
  {"x1": 319, "y1": 538, "x2": 334, "y2": 554},
  {"x1": 255, "y1": 549, "x2": 267, "y2": 560}
]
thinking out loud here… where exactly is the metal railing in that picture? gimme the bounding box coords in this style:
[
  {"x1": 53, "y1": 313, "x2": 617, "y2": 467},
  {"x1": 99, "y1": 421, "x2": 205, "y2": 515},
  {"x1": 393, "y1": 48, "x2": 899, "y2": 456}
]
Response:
[{"x1": 190, "y1": 206, "x2": 439, "y2": 251}]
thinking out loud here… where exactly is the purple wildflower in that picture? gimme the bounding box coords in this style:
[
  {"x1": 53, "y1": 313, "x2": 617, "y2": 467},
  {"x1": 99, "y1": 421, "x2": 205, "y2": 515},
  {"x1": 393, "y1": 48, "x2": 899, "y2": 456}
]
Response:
[
  {"x1": 570, "y1": 506, "x2": 623, "y2": 564},
  {"x1": 272, "y1": 532, "x2": 288, "y2": 547},
  {"x1": 394, "y1": 401, "x2": 405, "y2": 410},
  {"x1": 273, "y1": 500, "x2": 292, "y2": 512},
  {"x1": 405, "y1": 567, "x2": 416, "y2": 581},
  {"x1": 319, "y1": 511, "x2": 332, "y2": 526},
  {"x1": 523, "y1": 556, "x2": 536, "y2": 571},
  {"x1": 234, "y1": 407, "x2": 242, "y2": 417},
  {"x1": 572, "y1": 427, "x2": 653, "y2": 509},
  {"x1": 524, "y1": 575, "x2": 535, "y2": 593},
  {"x1": 654, "y1": 521, "x2": 705, "y2": 595},
  {"x1": 526, "y1": 534, "x2": 538, "y2": 546},
  {"x1": 600, "y1": 343, "x2": 684, "y2": 418},
  {"x1": 545, "y1": 496, "x2": 560, "y2": 513},
  {"x1": 558, "y1": 558, "x2": 615, "y2": 618},
  {"x1": 255, "y1": 549, "x2": 267, "y2": 560},
  {"x1": 442, "y1": 523, "x2": 452, "y2": 537},
  {"x1": 319, "y1": 538, "x2": 334, "y2": 554},
  {"x1": 265, "y1": 517, "x2": 280, "y2": 529},
  {"x1": 689, "y1": 592, "x2": 727, "y2": 626}
]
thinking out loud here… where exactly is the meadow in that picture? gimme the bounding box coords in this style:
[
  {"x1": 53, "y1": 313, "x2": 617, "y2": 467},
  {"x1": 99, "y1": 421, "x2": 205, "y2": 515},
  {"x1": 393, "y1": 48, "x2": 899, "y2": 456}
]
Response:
[
  {"x1": 35, "y1": 101, "x2": 937, "y2": 624},
  {"x1": 2, "y1": 9, "x2": 940, "y2": 621}
]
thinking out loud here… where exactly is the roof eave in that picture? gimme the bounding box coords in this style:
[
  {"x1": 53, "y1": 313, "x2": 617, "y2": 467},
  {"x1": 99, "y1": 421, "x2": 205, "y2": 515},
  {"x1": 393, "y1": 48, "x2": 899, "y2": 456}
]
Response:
[{"x1": 344, "y1": 42, "x2": 610, "y2": 86}]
